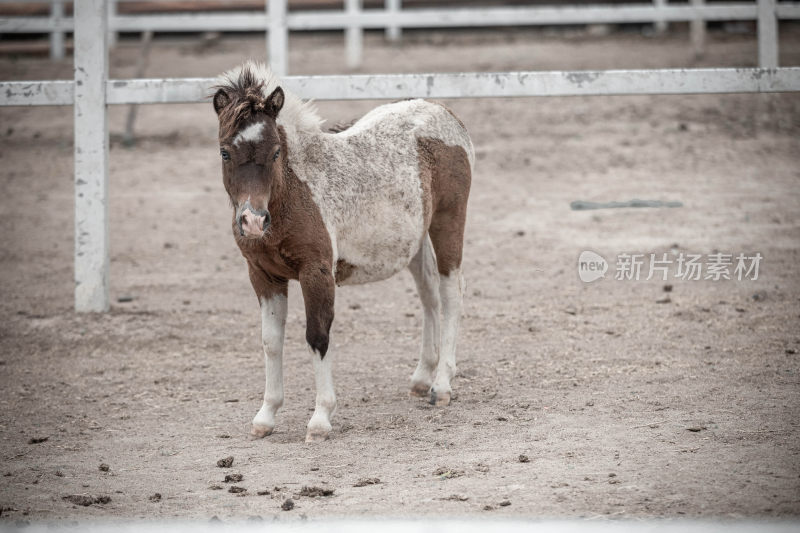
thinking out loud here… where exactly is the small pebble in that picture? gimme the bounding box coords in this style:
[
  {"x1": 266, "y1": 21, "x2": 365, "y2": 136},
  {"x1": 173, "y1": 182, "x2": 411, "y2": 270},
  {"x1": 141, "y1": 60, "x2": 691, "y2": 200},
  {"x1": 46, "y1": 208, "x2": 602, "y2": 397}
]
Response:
[
  {"x1": 518, "y1": 455, "x2": 530, "y2": 463},
  {"x1": 281, "y1": 499, "x2": 295, "y2": 511},
  {"x1": 98, "y1": 464, "x2": 109, "y2": 472},
  {"x1": 216, "y1": 456, "x2": 234, "y2": 468},
  {"x1": 353, "y1": 478, "x2": 380, "y2": 487}
]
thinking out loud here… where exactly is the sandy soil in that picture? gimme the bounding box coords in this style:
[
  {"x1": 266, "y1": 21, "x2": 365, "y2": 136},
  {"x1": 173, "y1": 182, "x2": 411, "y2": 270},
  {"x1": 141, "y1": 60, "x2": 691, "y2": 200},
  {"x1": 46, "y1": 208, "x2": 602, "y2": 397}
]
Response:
[{"x1": 1, "y1": 26, "x2": 799, "y2": 521}]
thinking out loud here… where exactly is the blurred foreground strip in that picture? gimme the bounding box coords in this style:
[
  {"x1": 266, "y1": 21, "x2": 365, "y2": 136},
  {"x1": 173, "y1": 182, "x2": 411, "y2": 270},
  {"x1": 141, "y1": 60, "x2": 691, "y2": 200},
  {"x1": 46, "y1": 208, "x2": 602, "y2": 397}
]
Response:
[{"x1": 1, "y1": 520, "x2": 798, "y2": 533}]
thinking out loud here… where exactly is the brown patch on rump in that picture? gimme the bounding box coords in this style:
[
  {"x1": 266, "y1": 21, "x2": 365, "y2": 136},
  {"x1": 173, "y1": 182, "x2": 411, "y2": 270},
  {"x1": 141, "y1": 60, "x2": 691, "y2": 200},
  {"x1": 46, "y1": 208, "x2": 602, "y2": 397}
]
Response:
[{"x1": 417, "y1": 137, "x2": 471, "y2": 276}]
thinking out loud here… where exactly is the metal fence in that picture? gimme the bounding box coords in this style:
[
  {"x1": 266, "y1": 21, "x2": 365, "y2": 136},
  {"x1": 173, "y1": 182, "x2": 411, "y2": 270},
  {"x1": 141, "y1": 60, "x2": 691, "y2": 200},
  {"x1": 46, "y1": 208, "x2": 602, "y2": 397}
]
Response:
[
  {"x1": 1, "y1": 0, "x2": 800, "y2": 70},
  {"x1": 0, "y1": 0, "x2": 799, "y2": 311}
]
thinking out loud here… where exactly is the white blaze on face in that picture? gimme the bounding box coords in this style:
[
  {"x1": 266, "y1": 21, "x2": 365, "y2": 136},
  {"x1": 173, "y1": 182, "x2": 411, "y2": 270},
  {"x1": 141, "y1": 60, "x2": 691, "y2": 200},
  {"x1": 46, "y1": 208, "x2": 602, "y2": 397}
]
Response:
[{"x1": 233, "y1": 121, "x2": 265, "y2": 146}]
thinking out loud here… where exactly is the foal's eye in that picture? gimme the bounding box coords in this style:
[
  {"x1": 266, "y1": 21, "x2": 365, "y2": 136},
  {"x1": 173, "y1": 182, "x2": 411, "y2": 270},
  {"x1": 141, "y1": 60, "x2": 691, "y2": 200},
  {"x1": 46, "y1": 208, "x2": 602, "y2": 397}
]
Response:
[
  {"x1": 220, "y1": 149, "x2": 230, "y2": 161},
  {"x1": 272, "y1": 148, "x2": 280, "y2": 161}
]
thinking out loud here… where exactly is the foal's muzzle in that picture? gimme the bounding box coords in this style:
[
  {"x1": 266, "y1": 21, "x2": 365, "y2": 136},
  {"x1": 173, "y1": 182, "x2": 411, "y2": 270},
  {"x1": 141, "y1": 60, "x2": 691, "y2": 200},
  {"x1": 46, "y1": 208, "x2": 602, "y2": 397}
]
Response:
[{"x1": 236, "y1": 200, "x2": 271, "y2": 238}]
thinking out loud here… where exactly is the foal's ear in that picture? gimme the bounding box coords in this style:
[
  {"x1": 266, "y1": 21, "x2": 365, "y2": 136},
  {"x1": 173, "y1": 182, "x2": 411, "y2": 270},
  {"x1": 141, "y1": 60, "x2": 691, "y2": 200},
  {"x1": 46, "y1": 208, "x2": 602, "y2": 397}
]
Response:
[
  {"x1": 213, "y1": 88, "x2": 231, "y2": 116},
  {"x1": 266, "y1": 87, "x2": 285, "y2": 117}
]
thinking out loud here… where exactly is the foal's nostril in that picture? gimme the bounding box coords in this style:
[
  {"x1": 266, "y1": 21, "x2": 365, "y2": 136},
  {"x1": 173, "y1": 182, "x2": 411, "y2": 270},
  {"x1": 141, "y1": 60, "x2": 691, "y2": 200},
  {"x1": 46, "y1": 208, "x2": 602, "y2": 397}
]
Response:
[
  {"x1": 239, "y1": 207, "x2": 268, "y2": 237},
  {"x1": 263, "y1": 211, "x2": 271, "y2": 227}
]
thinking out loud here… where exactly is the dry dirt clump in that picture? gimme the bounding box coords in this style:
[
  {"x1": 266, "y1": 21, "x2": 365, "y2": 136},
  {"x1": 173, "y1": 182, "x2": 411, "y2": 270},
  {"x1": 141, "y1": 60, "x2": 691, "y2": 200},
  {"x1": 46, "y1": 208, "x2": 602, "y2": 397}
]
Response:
[
  {"x1": 62, "y1": 495, "x2": 111, "y2": 507},
  {"x1": 353, "y1": 478, "x2": 380, "y2": 487},
  {"x1": 298, "y1": 486, "x2": 334, "y2": 497},
  {"x1": 433, "y1": 467, "x2": 465, "y2": 479}
]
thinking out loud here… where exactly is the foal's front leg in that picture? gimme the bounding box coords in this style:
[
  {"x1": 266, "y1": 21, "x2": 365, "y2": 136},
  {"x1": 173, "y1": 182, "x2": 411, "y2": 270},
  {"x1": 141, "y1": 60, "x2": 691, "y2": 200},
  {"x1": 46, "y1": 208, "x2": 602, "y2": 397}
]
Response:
[
  {"x1": 248, "y1": 266, "x2": 289, "y2": 439},
  {"x1": 299, "y1": 263, "x2": 336, "y2": 443}
]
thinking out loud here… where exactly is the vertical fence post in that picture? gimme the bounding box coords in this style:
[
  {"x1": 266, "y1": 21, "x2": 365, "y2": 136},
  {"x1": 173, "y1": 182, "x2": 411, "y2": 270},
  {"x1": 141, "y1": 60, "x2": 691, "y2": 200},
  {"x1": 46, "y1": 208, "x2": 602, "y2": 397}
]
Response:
[
  {"x1": 386, "y1": 0, "x2": 401, "y2": 42},
  {"x1": 74, "y1": 0, "x2": 109, "y2": 312},
  {"x1": 689, "y1": 0, "x2": 705, "y2": 59},
  {"x1": 345, "y1": 0, "x2": 363, "y2": 69},
  {"x1": 108, "y1": 0, "x2": 118, "y2": 49},
  {"x1": 268, "y1": 0, "x2": 288, "y2": 75},
  {"x1": 653, "y1": 0, "x2": 668, "y2": 34},
  {"x1": 758, "y1": 0, "x2": 778, "y2": 68},
  {"x1": 50, "y1": 0, "x2": 65, "y2": 60}
]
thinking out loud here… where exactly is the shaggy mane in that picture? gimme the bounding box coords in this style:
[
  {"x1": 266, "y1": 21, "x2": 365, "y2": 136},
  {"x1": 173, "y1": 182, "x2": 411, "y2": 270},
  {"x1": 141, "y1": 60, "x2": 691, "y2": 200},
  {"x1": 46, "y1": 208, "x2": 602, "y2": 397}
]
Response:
[{"x1": 214, "y1": 60, "x2": 324, "y2": 139}]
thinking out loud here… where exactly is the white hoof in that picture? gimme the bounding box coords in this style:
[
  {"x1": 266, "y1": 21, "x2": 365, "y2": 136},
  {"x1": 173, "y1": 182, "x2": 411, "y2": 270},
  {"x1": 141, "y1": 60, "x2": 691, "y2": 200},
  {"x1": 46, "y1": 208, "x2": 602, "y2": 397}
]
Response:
[
  {"x1": 250, "y1": 424, "x2": 274, "y2": 439},
  {"x1": 429, "y1": 388, "x2": 451, "y2": 406}
]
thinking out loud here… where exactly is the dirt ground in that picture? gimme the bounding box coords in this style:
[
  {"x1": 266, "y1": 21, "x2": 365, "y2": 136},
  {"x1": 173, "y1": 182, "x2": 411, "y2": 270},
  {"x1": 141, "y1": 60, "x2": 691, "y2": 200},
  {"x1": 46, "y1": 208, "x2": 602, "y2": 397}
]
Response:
[{"x1": 1, "y1": 25, "x2": 799, "y2": 521}]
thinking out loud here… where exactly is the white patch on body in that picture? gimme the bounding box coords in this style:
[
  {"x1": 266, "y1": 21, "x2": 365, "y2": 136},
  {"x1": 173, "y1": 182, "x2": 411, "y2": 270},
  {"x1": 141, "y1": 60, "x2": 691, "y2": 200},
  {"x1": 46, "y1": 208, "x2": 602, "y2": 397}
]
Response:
[
  {"x1": 252, "y1": 293, "x2": 288, "y2": 434},
  {"x1": 233, "y1": 121, "x2": 265, "y2": 146},
  {"x1": 288, "y1": 99, "x2": 473, "y2": 284}
]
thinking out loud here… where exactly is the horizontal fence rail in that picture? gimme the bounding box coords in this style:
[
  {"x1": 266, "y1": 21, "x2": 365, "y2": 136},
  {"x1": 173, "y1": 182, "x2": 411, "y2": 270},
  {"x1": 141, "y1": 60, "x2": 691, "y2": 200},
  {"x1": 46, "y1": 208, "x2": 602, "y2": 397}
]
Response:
[
  {"x1": 1, "y1": 1, "x2": 798, "y2": 69},
  {"x1": 2, "y1": 68, "x2": 800, "y2": 107},
  {"x1": 3, "y1": 3, "x2": 800, "y2": 33}
]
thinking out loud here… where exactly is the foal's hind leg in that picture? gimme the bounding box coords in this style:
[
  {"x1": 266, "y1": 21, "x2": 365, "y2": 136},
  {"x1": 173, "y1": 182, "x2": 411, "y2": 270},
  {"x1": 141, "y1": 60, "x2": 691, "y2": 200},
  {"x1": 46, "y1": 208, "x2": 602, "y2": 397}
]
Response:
[
  {"x1": 408, "y1": 235, "x2": 441, "y2": 398},
  {"x1": 424, "y1": 140, "x2": 470, "y2": 407}
]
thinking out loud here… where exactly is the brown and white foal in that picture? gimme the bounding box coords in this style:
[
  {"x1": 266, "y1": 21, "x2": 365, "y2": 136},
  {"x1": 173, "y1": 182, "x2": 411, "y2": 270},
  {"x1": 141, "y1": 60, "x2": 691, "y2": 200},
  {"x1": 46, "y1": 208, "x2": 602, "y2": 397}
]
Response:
[{"x1": 212, "y1": 62, "x2": 473, "y2": 442}]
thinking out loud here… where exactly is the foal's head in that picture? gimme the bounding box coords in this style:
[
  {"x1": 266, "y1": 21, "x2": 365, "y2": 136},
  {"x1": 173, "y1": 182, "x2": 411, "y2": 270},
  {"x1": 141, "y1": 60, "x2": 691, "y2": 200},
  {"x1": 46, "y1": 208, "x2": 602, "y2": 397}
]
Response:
[{"x1": 212, "y1": 72, "x2": 285, "y2": 239}]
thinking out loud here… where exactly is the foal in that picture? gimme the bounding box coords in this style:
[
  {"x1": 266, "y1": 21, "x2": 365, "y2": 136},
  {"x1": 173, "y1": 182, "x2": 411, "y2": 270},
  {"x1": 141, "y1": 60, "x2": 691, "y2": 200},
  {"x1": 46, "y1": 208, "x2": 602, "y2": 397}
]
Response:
[{"x1": 212, "y1": 62, "x2": 473, "y2": 442}]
